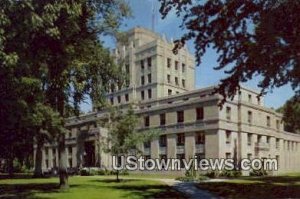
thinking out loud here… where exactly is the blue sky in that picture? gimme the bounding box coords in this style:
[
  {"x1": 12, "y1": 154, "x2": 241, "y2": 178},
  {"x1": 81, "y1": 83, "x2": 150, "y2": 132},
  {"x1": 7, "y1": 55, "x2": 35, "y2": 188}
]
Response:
[{"x1": 81, "y1": 0, "x2": 295, "y2": 112}]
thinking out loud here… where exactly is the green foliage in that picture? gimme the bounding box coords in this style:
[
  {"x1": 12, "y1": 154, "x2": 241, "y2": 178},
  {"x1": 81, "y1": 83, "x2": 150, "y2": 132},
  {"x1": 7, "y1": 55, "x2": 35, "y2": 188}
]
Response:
[
  {"x1": 278, "y1": 96, "x2": 300, "y2": 133},
  {"x1": 250, "y1": 169, "x2": 268, "y2": 176},
  {"x1": 219, "y1": 170, "x2": 242, "y2": 178},
  {"x1": 205, "y1": 171, "x2": 218, "y2": 178},
  {"x1": 159, "y1": 0, "x2": 300, "y2": 103}
]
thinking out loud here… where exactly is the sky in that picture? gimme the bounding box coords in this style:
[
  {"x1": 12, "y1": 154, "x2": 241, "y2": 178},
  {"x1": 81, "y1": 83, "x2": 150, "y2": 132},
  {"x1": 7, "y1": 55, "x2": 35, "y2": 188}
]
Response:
[{"x1": 80, "y1": 0, "x2": 295, "y2": 112}]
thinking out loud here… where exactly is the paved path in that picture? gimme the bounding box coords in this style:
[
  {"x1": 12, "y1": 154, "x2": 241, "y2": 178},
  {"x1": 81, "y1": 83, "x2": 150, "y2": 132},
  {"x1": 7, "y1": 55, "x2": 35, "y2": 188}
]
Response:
[
  {"x1": 159, "y1": 178, "x2": 220, "y2": 199},
  {"x1": 111, "y1": 176, "x2": 220, "y2": 199}
]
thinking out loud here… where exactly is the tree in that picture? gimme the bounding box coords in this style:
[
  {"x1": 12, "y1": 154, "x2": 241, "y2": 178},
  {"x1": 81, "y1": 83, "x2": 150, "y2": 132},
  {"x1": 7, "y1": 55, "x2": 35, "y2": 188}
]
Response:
[
  {"x1": 277, "y1": 96, "x2": 300, "y2": 133},
  {"x1": 0, "y1": 0, "x2": 130, "y2": 187},
  {"x1": 102, "y1": 106, "x2": 159, "y2": 182},
  {"x1": 159, "y1": 0, "x2": 300, "y2": 103}
]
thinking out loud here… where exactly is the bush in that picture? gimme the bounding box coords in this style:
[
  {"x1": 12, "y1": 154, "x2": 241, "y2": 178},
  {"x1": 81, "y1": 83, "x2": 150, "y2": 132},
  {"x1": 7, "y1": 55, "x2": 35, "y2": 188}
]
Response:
[
  {"x1": 249, "y1": 169, "x2": 268, "y2": 176},
  {"x1": 175, "y1": 176, "x2": 195, "y2": 182},
  {"x1": 219, "y1": 170, "x2": 242, "y2": 178},
  {"x1": 205, "y1": 171, "x2": 218, "y2": 178}
]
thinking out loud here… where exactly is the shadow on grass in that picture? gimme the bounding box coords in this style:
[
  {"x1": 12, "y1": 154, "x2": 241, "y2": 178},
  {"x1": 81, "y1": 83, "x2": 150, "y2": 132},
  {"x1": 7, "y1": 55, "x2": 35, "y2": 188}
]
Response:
[
  {"x1": 0, "y1": 182, "x2": 59, "y2": 199},
  {"x1": 0, "y1": 177, "x2": 186, "y2": 199},
  {"x1": 198, "y1": 175, "x2": 300, "y2": 199}
]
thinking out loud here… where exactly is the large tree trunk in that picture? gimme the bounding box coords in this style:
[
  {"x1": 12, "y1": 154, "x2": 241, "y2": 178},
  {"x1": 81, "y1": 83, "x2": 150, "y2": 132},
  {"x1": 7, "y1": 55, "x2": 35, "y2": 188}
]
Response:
[
  {"x1": 33, "y1": 140, "x2": 43, "y2": 178},
  {"x1": 58, "y1": 133, "x2": 68, "y2": 189}
]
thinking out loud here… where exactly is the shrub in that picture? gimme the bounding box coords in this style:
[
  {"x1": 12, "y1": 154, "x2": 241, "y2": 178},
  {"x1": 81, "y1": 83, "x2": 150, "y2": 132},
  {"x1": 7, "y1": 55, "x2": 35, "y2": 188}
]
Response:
[
  {"x1": 249, "y1": 169, "x2": 268, "y2": 176},
  {"x1": 80, "y1": 168, "x2": 90, "y2": 176},
  {"x1": 219, "y1": 170, "x2": 242, "y2": 178},
  {"x1": 175, "y1": 176, "x2": 195, "y2": 182},
  {"x1": 205, "y1": 171, "x2": 218, "y2": 178}
]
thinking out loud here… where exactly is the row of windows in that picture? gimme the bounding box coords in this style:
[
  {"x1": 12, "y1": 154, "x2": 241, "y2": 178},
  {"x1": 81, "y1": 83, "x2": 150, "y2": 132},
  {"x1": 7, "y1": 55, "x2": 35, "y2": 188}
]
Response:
[
  {"x1": 143, "y1": 108, "x2": 204, "y2": 127},
  {"x1": 144, "y1": 132, "x2": 205, "y2": 149},
  {"x1": 141, "y1": 89, "x2": 152, "y2": 100},
  {"x1": 140, "y1": 57, "x2": 152, "y2": 70},
  {"x1": 141, "y1": 74, "x2": 151, "y2": 85},
  {"x1": 167, "y1": 58, "x2": 186, "y2": 73},
  {"x1": 110, "y1": 94, "x2": 129, "y2": 105},
  {"x1": 225, "y1": 131, "x2": 298, "y2": 151},
  {"x1": 225, "y1": 106, "x2": 281, "y2": 129},
  {"x1": 167, "y1": 74, "x2": 186, "y2": 88}
]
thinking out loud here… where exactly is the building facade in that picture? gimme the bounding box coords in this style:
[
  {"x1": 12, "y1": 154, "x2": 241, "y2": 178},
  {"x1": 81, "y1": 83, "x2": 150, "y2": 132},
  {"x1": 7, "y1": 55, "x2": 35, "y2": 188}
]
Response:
[{"x1": 35, "y1": 27, "x2": 300, "y2": 175}]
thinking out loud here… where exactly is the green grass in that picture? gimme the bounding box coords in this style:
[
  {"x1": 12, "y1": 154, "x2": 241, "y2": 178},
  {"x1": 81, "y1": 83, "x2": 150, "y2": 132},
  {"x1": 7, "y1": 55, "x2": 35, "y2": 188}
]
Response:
[
  {"x1": 0, "y1": 176, "x2": 185, "y2": 199},
  {"x1": 197, "y1": 173, "x2": 300, "y2": 199}
]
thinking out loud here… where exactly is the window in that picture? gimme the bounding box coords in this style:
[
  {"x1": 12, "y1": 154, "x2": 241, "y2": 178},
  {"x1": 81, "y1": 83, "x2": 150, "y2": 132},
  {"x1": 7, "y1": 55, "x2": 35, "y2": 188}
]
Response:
[
  {"x1": 276, "y1": 120, "x2": 280, "y2": 130},
  {"x1": 175, "y1": 61, "x2": 179, "y2": 70},
  {"x1": 68, "y1": 158, "x2": 72, "y2": 168},
  {"x1": 226, "y1": 130, "x2": 231, "y2": 144},
  {"x1": 147, "y1": 57, "x2": 152, "y2": 67},
  {"x1": 247, "y1": 153, "x2": 252, "y2": 160},
  {"x1": 141, "y1": 90, "x2": 145, "y2": 100},
  {"x1": 68, "y1": 146, "x2": 72, "y2": 155},
  {"x1": 148, "y1": 89, "x2": 152, "y2": 99},
  {"x1": 248, "y1": 94, "x2": 252, "y2": 103},
  {"x1": 117, "y1": 96, "x2": 121, "y2": 103},
  {"x1": 257, "y1": 135, "x2": 262, "y2": 143},
  {"x1": 177, "y1": 133, "x2": 185, "y2": 146},
  {"x1": 45, "y1": 148, "x2": 49, "y2": 156},
  {"x1": 247, "y1": 134, "x2": 252, "y2": 145},
  {"x1": 226, "y1": 153, "x2": 231, "y2": 159},
  {"x1": 176, "y1": 153, "x2": 185, "y2": 168},
  {"x1": 144, "y1": 141, "x2": 150, "y2": 149},
  {"x1": 182, "y1": 63, "x2": 185, "y2": 73},
  {"x1": 111, "y1": 84, "x2": 115, "y2": 92},
  {"x1": 68, "y1": 132, "x2": 72, "y2": 138},
  {"x1": 267, "y1": 116, "x2": 271, "y2": 127},
  {"x1": 196, "y1": 107, "x2": 204, "y2": 120},
  {"x1": 125, "y1": 94, "x2": 129, "y2": 102},
  {"x1": 266, "y1": 136, "x2": 270, "y2": 144},
  {"x1": 195, "y1": 132, "x2": 205, "y2": 144},
  {"x1": 175, "y1": 77, "x2": 179, "y2": 85},
  {"x1": 110, "y1": 97, "x2": 114, "y2": 105},
  {"x1": 140, "y1": 60, "x2": 144, "y2": 70},
  {"x1": 144, "y1": 116, "x2": 150, "y2": 127},
  {"x1": 141, "y1": 76, "x2": 145, "y2": 85},
  {"x1": 176, "y1": 91, "x2": 180, "y2": 94},
  {"x1": 182, "y1": 79, "x2": 186, "y2": 88},
  {"x1": 257, "y1": 96, "x2": 261, "y2": 105},
  {"x1": 148, "y1": 74, "x2": 152, "y2": 83},
  {"x1": 167, "y1": 74, "x2": 171, "y2": 83},
  {"x1": 248, "y1": 111, "x2": 252, "y2": 124},
  {"x1": 167, "y1": 58, "x2": 171, "y2": 68},
  {"x1": 168, "y1": 89, "x2": 172, "y2": 96},
  {"x1": 226, "y1": 106, "x2": 231, "y2": 121},
  {"x1": 159, "y1": 135, "x2": 167, "y2": 147},
  {"x1": 125, "y1": 64, "x2": 129, "y2": 73},
  {"x1": 177, "y1": 111, "x2": 184, "y2": 123},
  {"x1": 160, "y1": 113, "x2": 166, "y2": 126},
  {"x1": 276, "y1": 138, "x2": 280, "y2": 149}
]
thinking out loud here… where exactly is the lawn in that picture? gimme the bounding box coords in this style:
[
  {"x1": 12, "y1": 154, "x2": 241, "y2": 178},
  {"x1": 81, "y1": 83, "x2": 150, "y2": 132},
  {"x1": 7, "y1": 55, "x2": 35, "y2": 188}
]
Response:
[
  {"x1": 0, "y1": 175, "x2": 185, "y2": 199},
  {"x1": 197, "y1": 173, "x2": 300, "y2": 199}
]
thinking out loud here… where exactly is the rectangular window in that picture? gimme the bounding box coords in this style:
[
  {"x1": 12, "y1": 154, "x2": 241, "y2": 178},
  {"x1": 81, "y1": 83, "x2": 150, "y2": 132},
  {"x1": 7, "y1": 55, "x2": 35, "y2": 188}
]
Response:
[
  {"x1": 226, "y1": 153, "x2": 231, "y2": 159},
  {"x1": 226, "y1": 130, "x2": 231, "y2": 144},
  {"x1": 167, "y1": 58, "x2": 171, "y2": 68},
  {"x1": 117, "y1": 96, "x2": 121, "y2": 103},
  {"x1": 148, "y1": 74, "x2": 152, "y2": 83},
  {"x1": 276, "y1": 138, "x2": 280, "y2": 149},
  {"x1": 177, "y1": 133, "x2": 185, "y2": 146},
  {"x1": 247, "y1": 153, "x2": 252, "y2": 160},
  {"x1": 141, "y1": 90, "x2": 145, "y2": 100},
  {"x1": 175, "y1": 77, "x2": 179, "y2": 85},
  {"x1": 110, "y1": 97, "x2": 114, "y2": 105},
  {"x1": 144, "y1": 141, "x2": 151, "y2": 149},
  {"x1": 160, "y1": 113, "x2": 166, "y2": 126},
  {"x1": 68, "y1": 146, "x2": 72, "y2": 155},
  {"x1": 247, "y1": 134, "x2": 252, "y2": 146},
  {"x1": 125, "y1": 94, "x2": 129, "y2": 102},
  {"x1": 276, "y1": 120, "x2": 280, "y2": 130},
  {"x1": 147, "y1": 57, "x2": 152, "y2": 67},
  {"x1": 177, "y1": 111, "x2": 184, "y2": 123},
  {"x1": 168, "y1": 89, "x2": 172, "y2": 96},
  {"x1": 182, "y1": 79, "x2": 186, "y2": 88},
  {"x1": 148, "y1": 89, "x2": 152, "y2": 99},
  {"x1": 176, "y1": 153, "x2": 185, "y2": 168},
  {"x1": 226, "y1": 106, "x2": 231, "y2": 121},
  {"x1": 248, "y1": 94, "x2": 252, "y2": 103},
  {"x1": 159, "y1": 135, "x2": 167, "y2": 147},
  {"x1": 144, "y1": 116, "x2": 150, "y2": 127},
  {"x1": 182, "y1": 63, "x2": 185, "y2": 73},
  {"x1": 257, "y1": 135, "x2": 262, "y2": 143},
  {"x1": 266, "y1": 136, "x2": 270, "y2": 144},
  {"x1": 267, "y1": 116, "x2": 271, "y2": 127},
  {"x1": 175, "y1": 61, "x2": 179, "y2": 70},
  {"x1": 195, "y1": 132, "x2": 205, "y2": 144},
  {"x1": 167, "y1": 74, "x2": 171, "y2": 83},
  {"x1": 248, "y1": 111, "x2": 252, "y2": 124},
  {"x1": 140, "y1": 60, "x2": 144, "y2": 70},
  {"x1": 196, "y1": 107, "x2": 204, "y2": 120},
  {"x1": 141, "y1": 76, "x2": 145, "y2": 85},
  {"x1": 125, "y1": 64, "x2": 129, "y2": 73},
  {"x1": 257, "y1": 97, "x2": 261, "y2": 105}
]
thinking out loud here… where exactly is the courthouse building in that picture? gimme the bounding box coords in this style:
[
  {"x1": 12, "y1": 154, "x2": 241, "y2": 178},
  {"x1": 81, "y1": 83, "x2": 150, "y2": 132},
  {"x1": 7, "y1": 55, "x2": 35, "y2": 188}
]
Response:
[{"x1": 37, "y1": 27, "x2": 300, "y2": 175}]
